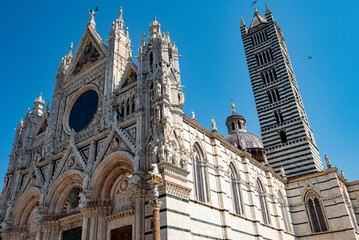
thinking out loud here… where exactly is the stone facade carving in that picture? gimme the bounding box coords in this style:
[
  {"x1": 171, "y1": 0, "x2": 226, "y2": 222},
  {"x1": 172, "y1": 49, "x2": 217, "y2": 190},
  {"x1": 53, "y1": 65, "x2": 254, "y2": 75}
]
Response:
[{"x1": 0, "y1": 6, "x2": 358, "y2": 240}]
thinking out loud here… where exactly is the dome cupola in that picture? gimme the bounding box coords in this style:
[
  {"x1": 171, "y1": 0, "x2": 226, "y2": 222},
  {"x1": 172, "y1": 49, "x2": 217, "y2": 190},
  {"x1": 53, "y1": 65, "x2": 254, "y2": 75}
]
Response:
[{"x1": 224, "y1": 102, "x2": 266, "y2": 162}]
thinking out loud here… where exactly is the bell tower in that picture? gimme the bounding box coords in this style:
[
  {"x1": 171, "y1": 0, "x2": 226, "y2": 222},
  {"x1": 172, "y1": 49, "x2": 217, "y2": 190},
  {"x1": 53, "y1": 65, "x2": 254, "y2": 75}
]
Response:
[{"x1": 240, "y1": 6, "x2": 323, "y2": 177}]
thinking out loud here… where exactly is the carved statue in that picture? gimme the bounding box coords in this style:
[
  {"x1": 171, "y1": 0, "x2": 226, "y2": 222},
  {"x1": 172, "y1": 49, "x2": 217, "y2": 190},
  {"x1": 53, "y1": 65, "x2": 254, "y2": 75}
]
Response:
[
  {"x1": 79, "y1": 191, "x2": 87, "y2": 208},
  {"x1": 129, "y1": 174, "x2": 141, "y2": 190},
  {"x1": 89, "y1": 7, "x2": 98, "y2": 20},
  {"x1": 166, "y1": 144, "x2": 173, "y2": 163},
  {"x1": 191, "y1": 110, "x2": 195, "y2": 119},
  {"x1": 33, "y1": 207, "x2": 41, "y2": 222},
  {"x1": 325, "y1": 154, "x2": 332, "y2": 168},
  {"x1": 39, "y1": 188, "x2": 47, "y2": 206},
  {"x1": 180, "y1": 156, "x2": 188, "y2": 170},
  {"x1": 172, "y1": 152, "x2": 178, "y2": 166},
  {"x1": 211, "y1": 117, "x2": 217, "y2": 132},
  {"x1": 151, "y1": 146, "x2": 158, "y2": 164},
  {"x1": 156, "y1": 82, "x2": 162, "y2": 97},
  {"x1": 5, "y1": 202, "x2": 13, "y2": 220},
  {"x1": 159, "y1": 145, "x2": 166, "y2": 162},
  {"x1": 150, "y1": 163, "x2": 160, "y2": 175}
]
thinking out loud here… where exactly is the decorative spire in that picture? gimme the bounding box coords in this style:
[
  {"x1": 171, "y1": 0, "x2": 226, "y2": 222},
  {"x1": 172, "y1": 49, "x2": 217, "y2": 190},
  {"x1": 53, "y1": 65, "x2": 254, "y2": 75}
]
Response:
[
  {"x1": 142, "y1": 33, "x2": 146, "y2": 47},
  {"x1": 126, "y1": 27, "x2": 129, "y2": 37},
  {"x1": 119, "y1": 7, "x2": 123, "y2": 20},
  {"x1": 240, "y1": 17, "x2": 246, "y2": 27},
  {"x1": 150, "y1": 16, "x2": 161, "y2": 38},
  {"x1": 33, "y1": 93, "x2": 45, "y2": 116},
  {"x1": 254, "y1": 7, "x2": 259, "y2": 15},
  {"x1": 34, "y1": 92, "x2": 45, "y2": 104},
  {"x1": 118, "y1": 7, "x2": 124, "y2": 30},
  {"x1": 68, "y1": 42, "x2": 73, "y2": 57},
  {"x1": 265, "y1": 4, "x2": 271, "y2": 14},
  {"x1": 166, "y1": 31, "x2": 171, "y2": 43}
]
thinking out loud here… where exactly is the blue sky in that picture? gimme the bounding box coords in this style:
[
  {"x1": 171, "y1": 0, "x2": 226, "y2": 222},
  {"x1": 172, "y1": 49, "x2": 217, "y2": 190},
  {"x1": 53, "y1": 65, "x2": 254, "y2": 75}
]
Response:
[{"x1": 0, "y1": 0, "x2": 358, "y2": 188}]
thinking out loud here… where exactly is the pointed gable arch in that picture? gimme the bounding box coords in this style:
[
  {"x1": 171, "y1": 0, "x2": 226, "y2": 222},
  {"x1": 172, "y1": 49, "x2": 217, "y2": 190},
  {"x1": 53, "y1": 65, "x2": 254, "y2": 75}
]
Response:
[
  {"x1": 65, "y1": 25, "x2": 109, "y2": 82},
  {"x1": 36, "y1": 116, "x2": 47, "y2": 135},
  {"x1": 119, "y1": 62, "x2": 138, "y2": 89}
]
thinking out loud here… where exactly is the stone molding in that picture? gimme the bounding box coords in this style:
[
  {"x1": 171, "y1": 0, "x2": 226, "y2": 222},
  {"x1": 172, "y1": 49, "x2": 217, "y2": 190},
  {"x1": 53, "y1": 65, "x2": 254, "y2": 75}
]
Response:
[
  {"x1": 105, "y1": 209, "x2": 135, "y2": 222},
  {"x1": 163, "y1": 181, "x2": 191, "y2": 200}
]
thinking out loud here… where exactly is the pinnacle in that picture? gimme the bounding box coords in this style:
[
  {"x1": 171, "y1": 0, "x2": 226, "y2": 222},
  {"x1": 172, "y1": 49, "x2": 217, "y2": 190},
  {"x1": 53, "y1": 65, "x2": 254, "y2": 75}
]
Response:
[
  {"x1": 265, "y1": 4, "x2": 271, "y2": 14},
  {"x1": 240, "y1": 17, "x2": 246, "y2": 27}
]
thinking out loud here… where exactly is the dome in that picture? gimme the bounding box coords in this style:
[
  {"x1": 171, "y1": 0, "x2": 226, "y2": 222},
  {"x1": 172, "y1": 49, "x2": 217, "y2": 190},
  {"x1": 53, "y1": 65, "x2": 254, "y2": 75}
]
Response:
[
  {"x1": 224, "y1": 102, "x2": 266, "y2": 162},
  {"x1": 224, "y1": 131, "x2": 264, "y2": 150}
]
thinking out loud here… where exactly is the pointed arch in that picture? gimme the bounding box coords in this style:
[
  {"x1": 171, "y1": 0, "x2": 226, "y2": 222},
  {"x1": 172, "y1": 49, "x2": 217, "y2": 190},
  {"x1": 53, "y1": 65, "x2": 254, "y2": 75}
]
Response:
[
  {"x1": 46, "y1": 170, "x2": 83, "y2": 214},
  {"x1": 192, "y1": 142, "x2": 209, "y2": 202},
  {"x1": 257, "y1": 178, "x2": 270, "y2": 224},
  {"x1": 304, "y1": 190, "x2": 328, "y2": 232},
  {"x1": 229, "y1": 162, "x2": 244, "y2": 215},
  {"x1": 90, "y1": 151, "x2": 134, "y2": 199},
  {"x1": 13, "y1": 187, "x2": 40, "y2": 227}
]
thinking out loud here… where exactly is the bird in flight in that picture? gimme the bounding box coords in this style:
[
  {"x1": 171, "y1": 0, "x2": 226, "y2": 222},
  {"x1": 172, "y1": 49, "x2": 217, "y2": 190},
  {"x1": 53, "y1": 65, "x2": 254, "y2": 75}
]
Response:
[
  {"x1": 307, "y1": 56, "x2": 312, "y2": 60},
  {"x1": 250, "y1": 0, "x2": 257, "y2": 7}
]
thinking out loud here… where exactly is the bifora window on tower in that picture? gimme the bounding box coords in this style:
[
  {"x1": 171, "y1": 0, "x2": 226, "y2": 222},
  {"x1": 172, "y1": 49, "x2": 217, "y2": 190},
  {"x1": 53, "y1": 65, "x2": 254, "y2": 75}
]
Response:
[{"x1": 69, "y1": 90, "x2": 98, "y2": 132}]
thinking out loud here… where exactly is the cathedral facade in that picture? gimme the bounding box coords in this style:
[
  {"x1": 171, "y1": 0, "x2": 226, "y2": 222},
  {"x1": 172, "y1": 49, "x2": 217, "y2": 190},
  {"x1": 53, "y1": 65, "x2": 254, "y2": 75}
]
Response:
[{"x1": 0, "y1": 5, "x2": 358, "y2": 240}]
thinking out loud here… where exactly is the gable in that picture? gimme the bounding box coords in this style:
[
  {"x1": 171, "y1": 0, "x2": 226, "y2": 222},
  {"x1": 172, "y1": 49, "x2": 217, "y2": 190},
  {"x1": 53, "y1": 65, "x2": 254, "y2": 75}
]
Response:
[
  {"x1": 71, "y1": 39, "x2": 104, "y2": 76},
  {"x1": 36, "y1": 117, "x2": 47, "y2": 135},
  {"x1": 119, "y1": 63, "x2": 138, "y2": 89}
]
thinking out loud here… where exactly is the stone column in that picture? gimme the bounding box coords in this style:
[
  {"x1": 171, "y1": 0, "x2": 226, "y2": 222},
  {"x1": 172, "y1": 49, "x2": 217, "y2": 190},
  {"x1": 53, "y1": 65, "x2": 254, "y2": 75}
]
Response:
[
  {"x1": 131, "y1": 190, "x2": 146, "y2": 240},
  {"x1": 81, "y1": 212, "x2": 89, "y2": 240},
  {"x1": 150, "y1": 199, "x2": 162, "y2": 240}
]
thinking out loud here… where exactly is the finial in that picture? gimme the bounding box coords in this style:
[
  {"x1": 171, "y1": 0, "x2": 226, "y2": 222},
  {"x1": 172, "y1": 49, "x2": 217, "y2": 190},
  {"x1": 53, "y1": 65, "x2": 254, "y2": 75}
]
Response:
[
  {"x1": 68, "y1": 42, "x2": 73, "y2": 56},
  {"x1": 325, "y1": 154, "x2": 332, "y2": 168},
  {"x1": 191, "y1": 110, "x2": 195, "y2": 119},
  {"x1": 254, "y1": 7, "x2": 259, "y2": 16},
  {"x1": 88, "y1": 6, "x2": 98, "y2": 28},
  {"x1": 126, "y1": 27, "x2": 129, "y2": 37},
  {"x1": 119, "y1": 7, "x2": 123, "y2": 19},
  {"x1": 141, "y1": 33, "x2": 146, "y2": 47},
  {"x1": 231, "y1": 99, "x2": 236, "y2": 112},
  {"x1": 166, "y1": 31, "x2": 170, "y2": 42}
]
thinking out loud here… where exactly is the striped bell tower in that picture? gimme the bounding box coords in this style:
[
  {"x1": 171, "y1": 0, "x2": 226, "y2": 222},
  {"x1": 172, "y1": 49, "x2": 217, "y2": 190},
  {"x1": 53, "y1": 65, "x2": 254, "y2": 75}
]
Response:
[{"x1": 240, "y1": 6, "x2": 323, "y2": 177}]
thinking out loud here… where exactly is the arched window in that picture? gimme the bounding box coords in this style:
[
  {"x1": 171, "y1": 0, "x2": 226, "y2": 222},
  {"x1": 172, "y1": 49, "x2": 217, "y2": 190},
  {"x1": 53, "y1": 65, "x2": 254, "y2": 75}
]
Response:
[
  {"x1": 193, "y1": 144, "x2": 209, "y2": 203},
  {"x1": 150, "y1": 52, "x2": 153, "y2": 70},
  {"x1": 279, "y1": 191, "x2": 291, "y2": 232},
  {"x1": 132, "y1": 96, "x2": 136, "y2": 113},
  {"x1": 280, "y1": 130, "x2": 288, "y2": 143},
  {"x1": 305, "y1": 191, "x2": 328, "y2": 232},
  {"x1": 229, "y1": 163, "x2": 243, "y2": 215},
  {"x1": 257, "y1": 179, "x2": 270, "y2": 224}
]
